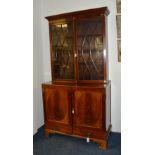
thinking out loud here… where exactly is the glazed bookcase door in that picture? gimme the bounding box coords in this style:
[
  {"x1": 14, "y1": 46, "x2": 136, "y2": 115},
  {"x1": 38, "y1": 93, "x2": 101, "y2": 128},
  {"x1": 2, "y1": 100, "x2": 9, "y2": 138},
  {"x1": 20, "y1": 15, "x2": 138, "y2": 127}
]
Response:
[
  {"x1": 49, "y1": 22, "x2": 75, "y2": 81},
  {"x1": 76, "y1": 17, "x2": 105, "y2": 81}
]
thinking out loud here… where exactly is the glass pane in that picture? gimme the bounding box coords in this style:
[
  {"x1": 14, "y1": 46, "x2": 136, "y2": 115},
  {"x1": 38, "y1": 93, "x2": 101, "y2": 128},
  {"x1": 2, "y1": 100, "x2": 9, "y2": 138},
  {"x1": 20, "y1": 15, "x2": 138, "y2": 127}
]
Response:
[
  {"x1": 50, "y1": 22, "x2": 74, "y2": 80},
  {"x1": 77, "y1": 18, "x2": 104, "y2": 80}
]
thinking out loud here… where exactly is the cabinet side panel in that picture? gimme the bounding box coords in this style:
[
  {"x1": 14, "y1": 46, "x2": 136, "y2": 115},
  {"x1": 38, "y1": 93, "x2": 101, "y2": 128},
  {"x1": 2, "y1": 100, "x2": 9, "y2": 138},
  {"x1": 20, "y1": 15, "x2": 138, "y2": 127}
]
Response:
[
  {"x1": 105, "y1": 15, "x2": 109, "y2": 81},
  {"x1": 106, "y1": 84, "x2": 111, "y2": 130}
]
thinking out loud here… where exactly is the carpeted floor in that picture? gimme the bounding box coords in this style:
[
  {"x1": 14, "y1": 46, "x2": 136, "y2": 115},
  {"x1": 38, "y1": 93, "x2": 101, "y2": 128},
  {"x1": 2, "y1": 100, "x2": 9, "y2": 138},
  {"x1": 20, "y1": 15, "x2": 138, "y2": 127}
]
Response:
[{"x1": 33, "y1": 127, "x2": 121, "y2": 155}]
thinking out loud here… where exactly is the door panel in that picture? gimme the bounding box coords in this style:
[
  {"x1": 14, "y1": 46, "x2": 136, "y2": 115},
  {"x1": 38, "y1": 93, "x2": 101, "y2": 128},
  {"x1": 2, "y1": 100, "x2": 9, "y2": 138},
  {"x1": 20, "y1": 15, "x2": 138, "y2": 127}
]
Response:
[
  {"x1": 76, "y1": 17, "x2": 105, "y2": 80},
  {"x1": 73, "y1": 89, "x2": 103, "y2": 129},
  {"x1": 43, "y1": 86, "x2": 72, "y2": 134},
  {"x1": 50, "y1": 22, "x2": 75, "y2": 80}
]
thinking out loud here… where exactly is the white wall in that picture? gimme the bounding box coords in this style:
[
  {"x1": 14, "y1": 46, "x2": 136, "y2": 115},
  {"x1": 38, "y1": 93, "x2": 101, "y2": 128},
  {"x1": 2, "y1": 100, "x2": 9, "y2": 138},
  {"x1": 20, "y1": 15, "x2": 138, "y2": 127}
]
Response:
[
  {"x1": 33, "y1": 0, "x2": 44, "y2": 134},
  {"x1": 34, "y1": 0, "x2": 121, "y2": 132}
]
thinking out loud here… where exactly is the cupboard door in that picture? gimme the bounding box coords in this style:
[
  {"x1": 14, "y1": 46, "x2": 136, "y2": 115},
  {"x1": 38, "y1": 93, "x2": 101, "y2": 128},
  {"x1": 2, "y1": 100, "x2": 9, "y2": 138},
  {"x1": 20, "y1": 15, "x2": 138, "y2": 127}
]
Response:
[
  {"x1": 43, "y1": 86, "x2": 72, "y2": 134},
  {"x1": 76, "y1": 17, "x2": 105, "y2": 80},
  {"x1": 73, "y1": 88, "x2": 105, "y2": 138},
  {"x1": 49, "y1": 22, "x2": 75, "y2": 80}
]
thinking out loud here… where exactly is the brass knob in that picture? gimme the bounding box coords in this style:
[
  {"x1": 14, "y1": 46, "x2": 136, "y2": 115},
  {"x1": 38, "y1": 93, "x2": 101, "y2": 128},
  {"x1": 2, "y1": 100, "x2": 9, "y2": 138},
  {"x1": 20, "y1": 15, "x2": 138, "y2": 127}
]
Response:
[
  {"x1": 72, "y1": 109, "x2": 74, "y2": 114},
  {"x1": 74, "y1": 53, "x2": 77, "y2": 58}
]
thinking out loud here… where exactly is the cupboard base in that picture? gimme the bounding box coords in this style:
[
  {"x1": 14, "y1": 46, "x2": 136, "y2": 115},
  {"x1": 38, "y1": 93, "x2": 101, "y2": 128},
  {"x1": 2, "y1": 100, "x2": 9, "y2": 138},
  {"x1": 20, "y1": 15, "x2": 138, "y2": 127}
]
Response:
[{"x1": 44, "y1": 124, "x2": 111, "y2": 150}]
